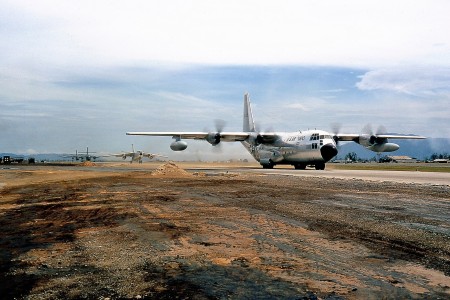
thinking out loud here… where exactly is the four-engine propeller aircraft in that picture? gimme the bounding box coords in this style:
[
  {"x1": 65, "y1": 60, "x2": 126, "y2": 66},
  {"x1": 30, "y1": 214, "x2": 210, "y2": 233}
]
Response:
[
  {"x1": 127, "y1": 93, "x2": 425, "y2": 170},
  {"x1": 111, "y1": 144, "x2": 166, "y2": 164},
  {"x1": 63, "y1": 147, "x2": 101, "y2": 162}
]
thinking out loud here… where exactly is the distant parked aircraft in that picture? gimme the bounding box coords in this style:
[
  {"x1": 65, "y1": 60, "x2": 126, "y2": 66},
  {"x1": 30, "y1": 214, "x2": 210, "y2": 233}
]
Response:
[
  {"x1": 64, "y1": 147, "x2": 101, "y2": 162},
  {"x1": 111, "y1": 144, "x2": 166, "y2": 164},
  {"x1": 127, "y1": 93, "x2": 426, "y2": 170}
]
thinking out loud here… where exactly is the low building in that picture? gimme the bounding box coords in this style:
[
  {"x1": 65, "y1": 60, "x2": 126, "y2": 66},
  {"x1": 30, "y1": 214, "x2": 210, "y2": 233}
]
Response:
[
  {"x1": 387, "y1": 156, "x2": 417, "y2": 163},
  {"x1": 432, "y1": 159, "x2": 449, "y2": 163}
]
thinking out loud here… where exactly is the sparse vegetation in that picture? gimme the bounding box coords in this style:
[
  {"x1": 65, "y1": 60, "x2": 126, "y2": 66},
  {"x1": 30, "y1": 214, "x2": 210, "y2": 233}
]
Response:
[
  {"x1": 426, "y1": 152, "x2": 450, "y2": 161},
  {"x1": 344, "y1": 151, "x2": 358, "y2": 162}
]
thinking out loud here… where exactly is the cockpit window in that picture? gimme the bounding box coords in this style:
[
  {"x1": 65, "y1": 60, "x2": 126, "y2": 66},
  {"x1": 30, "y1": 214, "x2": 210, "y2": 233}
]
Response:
[{"x1": 310, "y1": 133, "x2": 319, "y2": 141}]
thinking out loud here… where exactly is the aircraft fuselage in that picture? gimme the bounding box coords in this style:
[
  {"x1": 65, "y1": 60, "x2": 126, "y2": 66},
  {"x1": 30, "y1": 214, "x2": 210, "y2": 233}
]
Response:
[{"x1": 241, "y1": 129, "x2": 337, "y2": 169}]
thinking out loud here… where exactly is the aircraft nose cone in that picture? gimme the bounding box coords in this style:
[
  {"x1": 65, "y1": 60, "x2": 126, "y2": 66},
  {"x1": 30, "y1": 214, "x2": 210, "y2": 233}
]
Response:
[{"x1": 320, "y1": 143, "x2": 338, "y2": 162}]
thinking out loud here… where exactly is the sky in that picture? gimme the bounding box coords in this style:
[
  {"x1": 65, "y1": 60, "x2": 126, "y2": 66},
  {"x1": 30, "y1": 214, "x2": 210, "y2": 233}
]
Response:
[{"x1": 1, "y1": 0, "x2": 449, "y2": 160}]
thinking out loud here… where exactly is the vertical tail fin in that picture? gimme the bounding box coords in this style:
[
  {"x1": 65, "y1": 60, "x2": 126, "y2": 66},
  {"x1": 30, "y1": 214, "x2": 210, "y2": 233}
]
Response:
[
  {"x1": 132, "y1": 144, "x2": 135, "y2": 153},
  {"x1": 243, "y1": 93, "x2": 256, "y2": 132}
]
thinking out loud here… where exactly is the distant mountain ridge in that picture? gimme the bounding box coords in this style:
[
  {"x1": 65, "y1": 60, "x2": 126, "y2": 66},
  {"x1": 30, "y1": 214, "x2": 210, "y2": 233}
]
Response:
[{"x1": 337, "y1": 138, "x2": 449, "y2": 160}]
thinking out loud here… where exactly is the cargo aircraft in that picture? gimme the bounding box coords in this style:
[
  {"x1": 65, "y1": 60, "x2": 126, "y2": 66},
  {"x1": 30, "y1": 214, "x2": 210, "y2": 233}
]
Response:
[
  {"x1": 127, "y1": 93, "x2": 425, "y2": 170},
  {"x1": 64, "y1": 147, "x2": 101, "y2": 162},
  {"x1": 111, "y1": 144, "x2": 166, "y2": 164}
]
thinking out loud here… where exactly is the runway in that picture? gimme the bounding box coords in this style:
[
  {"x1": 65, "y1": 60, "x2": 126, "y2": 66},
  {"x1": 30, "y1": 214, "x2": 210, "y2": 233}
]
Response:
[
  {"x1": 3, "y1": 162, "x2": 449, "y2": 186},
  {"x1": 256, "y1": 168, "x2": 450, "y2": 185},
  {"x1": 189, "y1": 165, "x2": 450, "y2": 186}
]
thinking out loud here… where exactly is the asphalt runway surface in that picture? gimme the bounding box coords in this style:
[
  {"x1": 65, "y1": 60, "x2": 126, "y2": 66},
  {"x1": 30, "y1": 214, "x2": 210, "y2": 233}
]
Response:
[
  {"x1": 189, "y1": 165, "x2": 450, "y2": 186},
  {"x1": 258, "y1": 168, "x2": 450, "y2": 185}
]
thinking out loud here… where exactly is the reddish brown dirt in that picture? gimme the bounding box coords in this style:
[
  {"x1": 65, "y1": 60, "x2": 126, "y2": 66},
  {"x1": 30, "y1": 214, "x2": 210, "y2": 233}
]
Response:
[{"x1": 0, "y1": 163, "x2": 449, "y2": 299}]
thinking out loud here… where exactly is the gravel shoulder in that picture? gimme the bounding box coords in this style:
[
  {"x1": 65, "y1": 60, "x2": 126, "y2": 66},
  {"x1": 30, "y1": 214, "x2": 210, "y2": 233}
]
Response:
[{"x1": 0, "y1": 163, "x2": 449, "y2": 299}]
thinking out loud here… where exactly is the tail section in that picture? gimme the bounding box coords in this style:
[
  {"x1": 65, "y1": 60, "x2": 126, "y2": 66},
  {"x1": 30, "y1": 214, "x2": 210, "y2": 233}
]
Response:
[{"x1": 243, "y1": 93, "x2": 256, "y2": 132}]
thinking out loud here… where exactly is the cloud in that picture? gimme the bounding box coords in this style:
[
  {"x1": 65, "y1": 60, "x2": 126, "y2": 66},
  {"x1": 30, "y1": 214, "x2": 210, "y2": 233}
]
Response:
[
  {"x1": 2, "y1": 1, "x2": 450, "y2": 68},
  {"x1": 1, "y1": 61, "x2": 448, "y2": 155},
  {"x1": 284, "y1": 98, "x2": 329, "y2": 112},
  {"x1": 154, "y1": 92, "x2": 216, "y2": 107},
  {"x1": 356, "y1": 67, "x2": 450, "y2": 96},
  {"x1": 285, "y1": 103, "x2": 308, "y2": 111}
]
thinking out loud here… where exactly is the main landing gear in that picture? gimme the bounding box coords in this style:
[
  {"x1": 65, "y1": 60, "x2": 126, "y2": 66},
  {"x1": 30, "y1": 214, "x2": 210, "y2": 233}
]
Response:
[
  {"x1": 262, "y1": 163, "x2": 274, "y2": 169},
  {"x1": 294, "y1": 163, "x2": 306, "y2": 170},
  {"x1": 293, "y1": 163, "x2": 325, "y2": 170},
  {"x1": 314, "y1": 162, "x2": 325, "y2": 170}
]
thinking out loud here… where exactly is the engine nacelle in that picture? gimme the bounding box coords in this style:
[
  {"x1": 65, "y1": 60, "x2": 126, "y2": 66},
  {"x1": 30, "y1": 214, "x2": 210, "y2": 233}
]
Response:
[
  {"x1": 206, "y1": 132, "x2": 221, "y2": 146},
  {"x1": 358, "y1": 134, "x2": 388, "y2": 147},
  {"x1": 248, "y1": 132, "x2": 278, "y2": 145},
  {"x1": 170, "y1": 140, "x2": 188, "y2": 151},
  {"x1": 366, "y1": 143, "x2": 399, "y2": 152},
  {"x1": 122, "y1": 155, "x2": 127, "y2": 160},
  {"x1": 247, "y1": 133, "x2": 260, "y2": 145}
]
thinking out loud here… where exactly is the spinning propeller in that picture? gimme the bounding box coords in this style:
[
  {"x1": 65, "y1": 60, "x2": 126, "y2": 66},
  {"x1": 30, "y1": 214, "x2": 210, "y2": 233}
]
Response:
[
  {"x1": 206, "y1": 119, "x2": 227, "y2": 151},
  {"x1": 362, "y1": 124, "x2": 389, "y2": 145},
  {"x1": 331, "y1": 122, "x2": 342, "y2": 147}
]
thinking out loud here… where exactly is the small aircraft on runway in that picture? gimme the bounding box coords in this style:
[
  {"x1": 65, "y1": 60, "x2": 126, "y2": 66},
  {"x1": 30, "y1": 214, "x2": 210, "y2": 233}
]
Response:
[
  {"x1": 111, "y1": 144, "x2": 166, "y2": 164},
  {"x1": 127, "y1": 93, "x2": 425, "y2": 170}
]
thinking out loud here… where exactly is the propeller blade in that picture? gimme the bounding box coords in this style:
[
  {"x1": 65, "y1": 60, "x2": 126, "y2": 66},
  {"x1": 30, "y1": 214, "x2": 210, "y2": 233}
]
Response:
[
  {"x1": 330, "y1": 122, "x2": 342, "y2": 146},
  {"x1": 376, "y1": 125, "x2": 387, "y2": 135},
  {"x1": 254, "y1": 121, "x2": 261, "y2": 133},
  {"x1": 362, "y1": 124, "x2": 373, "y2": 135},
  {"x1": 212, "y1": 143, "x2": 223, "y2": 152},
  {"x1": 206, "y1": 119, "x2": 226, "y2": 147},
  {"x1": 214, "y1": 119, "x2": 226, "y2": 133},
  {"x1": 265, "y1": 124, "x2": 275, "y2": 133},
  {"x1": 330, "y1": 122, "x2": 342, "y2": 135}
]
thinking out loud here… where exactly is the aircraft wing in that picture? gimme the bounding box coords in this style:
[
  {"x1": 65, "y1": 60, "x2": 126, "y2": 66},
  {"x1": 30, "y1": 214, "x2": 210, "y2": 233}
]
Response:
[
  {"x1": 126, "y1": 131, "x2": 251, "y2": 142},
  {"x1": 335, "y1": 133, "x2": 426, "y2": 142},
  {"x1": 375, "y1": 134, "x2": 426, "y2": 139},
  {"x1": 143, "y1": 153, "x2": 168, "y2": 158}
]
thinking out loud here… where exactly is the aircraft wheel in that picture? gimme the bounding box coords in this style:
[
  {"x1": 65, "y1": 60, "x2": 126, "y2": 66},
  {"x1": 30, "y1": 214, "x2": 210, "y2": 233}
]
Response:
[
  {"x1": 262, "y1": 164, "x2": 274, "y2": 169},
  {"x1": 315, "y1": 163, "x2": 325, "y2": 170},
  {"x1": 294, "y1": 163, "x2": 306, "y2": 170}
]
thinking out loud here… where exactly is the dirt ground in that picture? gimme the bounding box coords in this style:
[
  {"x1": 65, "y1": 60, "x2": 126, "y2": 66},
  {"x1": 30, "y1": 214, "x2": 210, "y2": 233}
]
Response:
[{"x1": 0, "y1": 162, "x2": 449, "y2": 299}]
